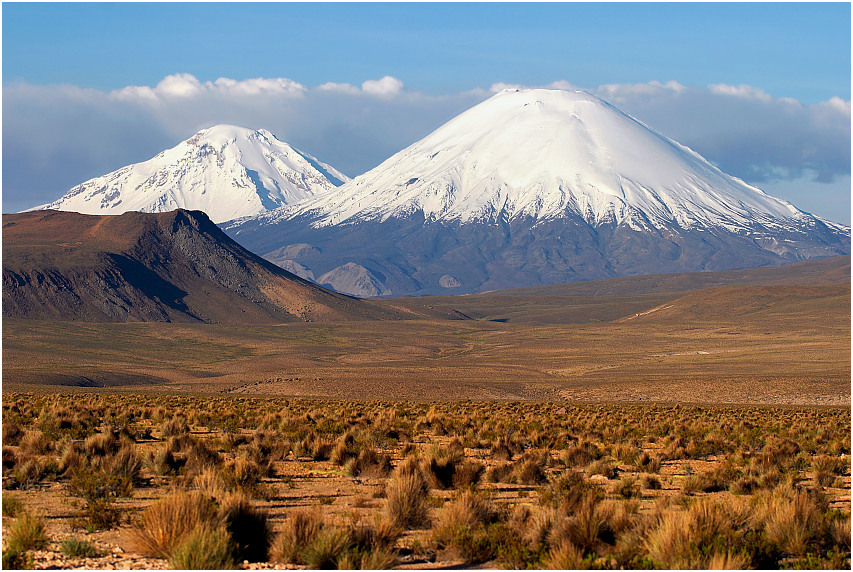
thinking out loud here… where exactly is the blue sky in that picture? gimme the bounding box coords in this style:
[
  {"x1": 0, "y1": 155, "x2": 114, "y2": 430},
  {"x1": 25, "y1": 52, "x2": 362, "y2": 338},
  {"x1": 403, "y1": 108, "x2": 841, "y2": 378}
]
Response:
[
  {"x1": 4, "y1": 3, "x2": 849, "y2": 101},
  {"x1": 3, "y1": 2, "x2": 851, "y2": 223}
]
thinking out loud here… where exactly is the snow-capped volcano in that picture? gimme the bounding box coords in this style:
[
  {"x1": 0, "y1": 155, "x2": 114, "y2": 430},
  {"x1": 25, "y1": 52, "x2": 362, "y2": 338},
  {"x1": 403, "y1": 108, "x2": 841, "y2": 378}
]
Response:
[
  {"x1": 264, "y1": 89, "x2": 811, "y2": 232},
  {"x1": 35, "y1": 125, "x2": 349, "y2": 224},
  {"x1": 226, "y1": 88, "x2": 849, "y2": 296}
]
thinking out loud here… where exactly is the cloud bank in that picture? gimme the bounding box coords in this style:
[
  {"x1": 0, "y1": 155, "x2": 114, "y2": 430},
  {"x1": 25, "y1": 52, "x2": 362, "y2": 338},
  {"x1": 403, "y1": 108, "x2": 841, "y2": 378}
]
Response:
[{"x1": 3, "y1": 74, "x2": 850, "y2": 223}]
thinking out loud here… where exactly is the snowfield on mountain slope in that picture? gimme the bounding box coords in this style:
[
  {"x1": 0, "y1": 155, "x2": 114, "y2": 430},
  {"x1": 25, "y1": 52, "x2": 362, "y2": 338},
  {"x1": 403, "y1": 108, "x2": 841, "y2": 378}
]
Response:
[
  {"x1": 35, "y1": 125, "x2": 349, "y2": 224},
  {"x1": 259, "y1": 88, "x2": 809, "y2": 232}
]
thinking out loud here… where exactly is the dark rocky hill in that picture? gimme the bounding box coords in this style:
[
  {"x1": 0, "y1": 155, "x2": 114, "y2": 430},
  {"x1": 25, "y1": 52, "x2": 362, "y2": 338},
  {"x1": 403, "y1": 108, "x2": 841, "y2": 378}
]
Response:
[{"x1": 3, "y1": 209, "x2": 402, "y2": 323}]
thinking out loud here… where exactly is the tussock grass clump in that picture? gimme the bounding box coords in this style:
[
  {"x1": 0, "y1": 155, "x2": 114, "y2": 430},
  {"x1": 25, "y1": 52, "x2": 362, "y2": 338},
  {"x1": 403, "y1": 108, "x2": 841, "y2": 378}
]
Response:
[
  {"x1": 19, "y1": 430, "x2": 52, "y2": 456},
  {"x1": 273, "y1": 509, "x2": 324, "y2": 564},
  {"x1": 3, "y1": 494, "x2": 24, "y2": 518},
  {"x1": 680, "y1": 473, "x2": 713, "y2": 495},
  {"x1": 452, "y1": 460, "x2": 485, "y2": 489},
  {"x1": 160, "y1": 416, "x2": 190, "y2": 438},
  {"x1": 539, "y1": 471, "x2": 600, "y2": 511},
  {"x1": 146, "y1": 445, "x2": 184, "y2": 476},
  {"x1": 3, "y1": 421, "x2": 24, "y2": 446},
  {"x1": 635, "y1": 451, "x2": 662, "y2": 473},
  {"x1": 758, "y1": 487, "x2": 825, "y2": 556},
  {"x1": 512, "y1": 451, "x2": 549, "y2": 485},
  {"x1": 184, "y1": 439, "x2": 221, "y2": 474},
  {"x1": 643, "y1": 498, "x2": 738, "y2": 569},
  {"x1": 303, "y1": 434, "x2": 334, "y2": 461},
  {"x1": 130, "y1": 491, "x2": 219, "y2": 558},
  {"x1": 384, "y1": 465, "x2": 431, "y2": 530},
  {"x1": 2, "y1": 546, "x2": 32, "y2": 570},
  {"x1": 11, "y1": 455, "x2": 59, "y2": 489},
  {"x1": 543, "y1": 540, "x2": 586, "y2": 570},
  {"x1": 58, "y1": 442, "x2": 84, "y2": 476},
  {"x1": 433, "y1": 490, "x2": 497, "y2": 548},
  {"x1": 561, "y1": 440, "x2": 601, "y2": 468},
  {"x1": 336, "y1": 545, "x2": 397, "y2": 570},
  {"x1": 424, "y1": 449, "x2": 461, "y2": 489},
  {"x1": 2, "y1": 445, "x2": 18, "y2": 471},
  {"x1": 60, "y1": 537, "x2": 103, "y2": 558},
  {"x1": 641, "y1": 474, "x2": 662, "y2": 491},
  {"x1": 168, "y1": 525, "x2": 236, "y2": 570},
  {"x1": 218, "y1": 492, "x2": 272, "y2": 563},
  {"x1": 613, "y1": 475, "x2": 640, "y2": 499},
  {"x1": 485, "y1": 462, "x2": 513, "y2": 483},
  {"x1": 585, "y1": 458, "x2": 616, "y2": 480},
  {"x1": 6, "y1": 512, "x2": 48, "y2": 552},
  {"x1": 344, "y1": 447, "x2": 393, "y2": 478},
  {"x1": 302, "y1": 526, "x2": 351, "y2": 569},
  {"x1": 83, "y1": 431, "x2": 117, "y2": 457},
  {"x1": 550, "y1": 494, "x2": 612, "y2": 554},
  {"x1": 221, "y1": 457, "x2": 265, "y2": 495}
]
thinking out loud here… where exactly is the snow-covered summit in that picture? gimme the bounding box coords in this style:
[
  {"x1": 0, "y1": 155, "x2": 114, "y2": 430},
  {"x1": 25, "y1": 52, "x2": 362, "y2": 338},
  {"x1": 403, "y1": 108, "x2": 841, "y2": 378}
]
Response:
[
  {"x1": 262, "y1": 88, "x2": 806, "y2": 233},
  {"x1": 35, "y1": 125, "x2": 349, "y2": 224}
]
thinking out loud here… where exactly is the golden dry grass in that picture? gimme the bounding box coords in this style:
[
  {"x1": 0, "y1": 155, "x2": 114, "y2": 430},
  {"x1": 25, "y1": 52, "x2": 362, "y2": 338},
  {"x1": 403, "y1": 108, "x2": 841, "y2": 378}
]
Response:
[{"x1": 2, "y1": 393, "x2": 849, "y2": 569}]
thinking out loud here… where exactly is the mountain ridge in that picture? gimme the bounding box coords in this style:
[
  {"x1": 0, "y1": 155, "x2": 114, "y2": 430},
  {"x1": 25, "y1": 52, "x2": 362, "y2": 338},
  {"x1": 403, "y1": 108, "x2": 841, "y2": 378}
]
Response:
[
  {"x1": 2, "y1": 209, "x2": 401, "y2": 323},
  {"x1": 35, "y1": 125, "x2": 349, "y2": 224}
]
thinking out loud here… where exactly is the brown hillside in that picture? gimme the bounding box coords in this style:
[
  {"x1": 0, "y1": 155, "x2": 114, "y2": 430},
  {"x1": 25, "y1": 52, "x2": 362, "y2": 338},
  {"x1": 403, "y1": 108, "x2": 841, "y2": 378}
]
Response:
[
  {"x1": 384, "y1": 255, "x2": 850, "y2": 324},
  {"x1": 2, "y1": 210, "x2": 403, "y2": 324}
]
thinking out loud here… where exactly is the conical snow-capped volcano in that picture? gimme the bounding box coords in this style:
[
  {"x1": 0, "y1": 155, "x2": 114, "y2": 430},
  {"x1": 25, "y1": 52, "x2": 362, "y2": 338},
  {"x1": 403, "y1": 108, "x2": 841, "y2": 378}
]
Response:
[
  {"x1": 267, "y1": 89, "x2": 808, "y2": 230},
  {"x1": 227, "y1": 89, "x2": 849, "y2": 297},
  {"x1": 35, "y1": 125, "x2": 349, "y2": 224}
]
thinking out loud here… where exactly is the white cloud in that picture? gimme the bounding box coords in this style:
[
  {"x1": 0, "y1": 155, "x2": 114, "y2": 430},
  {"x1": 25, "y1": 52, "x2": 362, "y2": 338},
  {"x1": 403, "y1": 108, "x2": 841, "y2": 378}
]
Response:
[
  {"x1": 822, "y1": 96, "x2": 851, "y2": 116},
  {"x1": 317, "y1": 82, "x2": 361, "y2": 94},
  {"x1": 598, "y1": 80, "x2": 686, "y2": 99},
  {"x1": 489, "y1": 82, "x2": 524, "y2": 93},
  {"x1": 546, "y1": 80, "x2": 581, "y2": 92},
  {"x1": 361, "y1": 76, "x2": 404, "y2": 97},
  {"x1": 3, "y1": 74, "x2": 849, "y2": 223},
  {"x1": 111, "y1": 73, "x2": 306, "y2": 103},
  {"x1": 154, "y1": 73, "x2": 203, "y2": 98},
  {"x1": 708, "y1": 83, "x2": 773, "y2": 102},
  {"x1": 211, "y1": 76, "x2": 306, "y2": 97}
]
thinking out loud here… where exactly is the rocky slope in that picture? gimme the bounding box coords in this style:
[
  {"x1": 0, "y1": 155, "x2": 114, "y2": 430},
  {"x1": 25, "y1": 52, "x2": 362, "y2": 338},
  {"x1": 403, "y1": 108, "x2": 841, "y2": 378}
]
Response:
[{"x1": 2, "y1": 209, "x2": 399, "y2": 323}]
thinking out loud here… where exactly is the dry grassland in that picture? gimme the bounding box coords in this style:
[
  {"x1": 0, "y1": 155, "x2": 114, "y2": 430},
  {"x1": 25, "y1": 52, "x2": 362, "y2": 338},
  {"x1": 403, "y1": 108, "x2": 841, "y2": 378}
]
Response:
[
  {"x1": 4, "y1": 295, "x2": 849, "y2": 405},
  {"x1": 2, "y1": 394, "x2": 850, "y2": 569}
]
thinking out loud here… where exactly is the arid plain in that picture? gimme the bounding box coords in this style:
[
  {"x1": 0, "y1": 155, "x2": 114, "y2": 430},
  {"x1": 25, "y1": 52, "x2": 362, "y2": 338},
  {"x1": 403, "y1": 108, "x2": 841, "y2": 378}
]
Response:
[
  {"x1": 3, "y1": 256, "x2": 850, "y2": 570},
  {"x1": 4, "y1": 255, "x2": 849, "y2": 405}
]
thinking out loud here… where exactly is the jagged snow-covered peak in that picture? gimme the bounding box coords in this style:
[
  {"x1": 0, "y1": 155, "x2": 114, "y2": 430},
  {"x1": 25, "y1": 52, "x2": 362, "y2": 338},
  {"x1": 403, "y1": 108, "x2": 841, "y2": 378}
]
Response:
[
  {"x1": 267, "y1": 88, "x2": 804, "y2": 232},
  {"x1": 35, "y1": 125, "x2": 349, "y2": 224}
]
